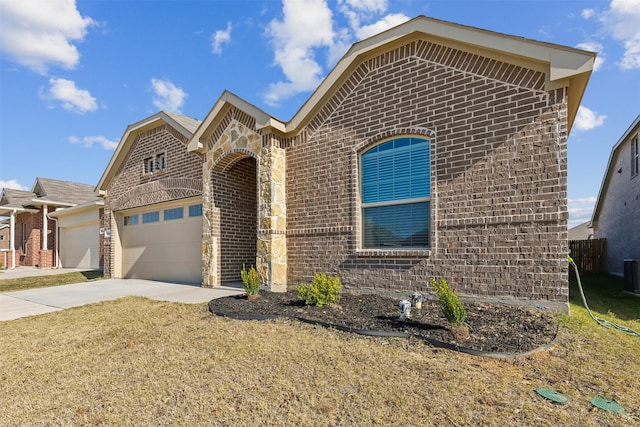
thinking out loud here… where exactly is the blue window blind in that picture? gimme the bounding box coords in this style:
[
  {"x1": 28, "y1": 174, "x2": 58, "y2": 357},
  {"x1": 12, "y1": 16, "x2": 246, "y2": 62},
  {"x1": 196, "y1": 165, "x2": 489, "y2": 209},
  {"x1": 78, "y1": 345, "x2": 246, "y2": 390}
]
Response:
[
  {"x1": 362, "y1": 138, "x2": 430, "y2": 204},
  {"x1": 163, "y1": 207, "x2": 184, "y2": 221},
  {"x1": 361, "y1": 137, "x2": 430, "y2": 248},
  {"x1": 142, "y1": 211, "x2": 159, "y2": 224},
  {"x1": 189, "y1": 204, "x2": 203, "y2": 217}
]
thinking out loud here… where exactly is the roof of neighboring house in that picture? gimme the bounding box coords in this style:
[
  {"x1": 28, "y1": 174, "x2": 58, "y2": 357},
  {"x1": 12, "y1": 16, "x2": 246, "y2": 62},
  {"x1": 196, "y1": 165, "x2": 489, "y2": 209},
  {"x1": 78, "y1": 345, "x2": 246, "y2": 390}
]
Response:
[
  {"x1": 96, "y1": 111, "x2": 202, "y2": 194},
  {"x1": 32, "y1": 177, "x2": 98, "y2": 205},
  {"x1": 591, "y1": 114, "x2": 640, "y2": 225},
  {"x1": 188, "y1": 15, "x2": 595, "y2": 152},
  {"x1": 568, "y1": 221, "x2": 593, "y2": 241},
  {"x1": 0, "y1": 178, "x2": 100, "y2": 216},
  {"x1": 0, "y1": 188, "x2": 38, "y2": 210}
]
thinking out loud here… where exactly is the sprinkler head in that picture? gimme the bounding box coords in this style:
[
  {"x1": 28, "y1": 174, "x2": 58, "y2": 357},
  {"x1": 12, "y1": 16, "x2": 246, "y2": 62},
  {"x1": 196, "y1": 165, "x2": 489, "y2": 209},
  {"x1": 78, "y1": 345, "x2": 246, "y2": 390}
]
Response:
[{"x1": 399, "y1": 299, "x2": 411, "y2": 320}]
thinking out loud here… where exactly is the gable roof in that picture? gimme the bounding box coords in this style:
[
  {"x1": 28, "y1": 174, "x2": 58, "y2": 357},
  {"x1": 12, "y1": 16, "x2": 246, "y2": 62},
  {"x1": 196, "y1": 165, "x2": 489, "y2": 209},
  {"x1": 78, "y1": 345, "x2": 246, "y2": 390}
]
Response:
[
  {"x1": 188, "y1": 15, "x2": 595, "y2": 151},
  {"x1": 0, "y1": 177, "x2": 99, "y2": 216},
  {"x1": 591, "y1": 114, "x2": 640, "y2": 226},
  {"x1": 96, "y1": 111, "x2": 202, "y2": 194},
  {"x1": 568, "y1": 221, "x2": 593, "y2": 240},
  {"x1": 0, "y1": 188, "x2": 38, "y2": 212},
  {"x1": 31, "y1": 177, "x2": 98, "y2": 206}
]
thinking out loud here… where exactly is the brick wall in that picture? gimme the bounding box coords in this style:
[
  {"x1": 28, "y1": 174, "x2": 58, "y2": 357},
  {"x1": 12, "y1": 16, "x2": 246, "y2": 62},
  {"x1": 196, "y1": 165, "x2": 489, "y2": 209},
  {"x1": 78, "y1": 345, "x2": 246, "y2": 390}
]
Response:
[
  {"x1": 285, "y1": 39, "x2": 569, "y2": 305},
  {"x1": 10, "y1": 212, "x2": 57, "y2": 268},
  {"x1": 103, "y1": 123, "x2": 203, "y2": 278},
  {"x1": 211, "y1": 156, "x2": 257, "y2": 282}
]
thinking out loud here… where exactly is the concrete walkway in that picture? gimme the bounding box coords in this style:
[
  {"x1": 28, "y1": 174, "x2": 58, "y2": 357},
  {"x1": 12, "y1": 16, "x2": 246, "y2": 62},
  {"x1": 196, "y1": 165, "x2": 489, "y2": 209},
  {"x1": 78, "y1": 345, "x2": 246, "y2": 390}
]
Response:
[{"x1": 0, "y1": 275, "x2": 244, "y2": 322}]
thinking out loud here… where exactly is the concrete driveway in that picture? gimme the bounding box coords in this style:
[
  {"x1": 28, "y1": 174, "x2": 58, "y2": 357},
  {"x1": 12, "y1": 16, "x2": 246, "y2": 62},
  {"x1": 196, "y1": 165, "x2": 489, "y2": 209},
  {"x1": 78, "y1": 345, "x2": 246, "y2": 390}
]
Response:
[{"x1": 0, "y1": 277, "x2": 244, "y2": 322}]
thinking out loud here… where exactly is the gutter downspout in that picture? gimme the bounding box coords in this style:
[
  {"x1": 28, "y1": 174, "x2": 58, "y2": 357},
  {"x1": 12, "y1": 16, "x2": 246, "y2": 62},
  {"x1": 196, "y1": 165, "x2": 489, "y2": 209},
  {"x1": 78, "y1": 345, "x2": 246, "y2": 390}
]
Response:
[
  {"x1": 10, "y1": 209, "x2": 16, "y2": 269},
  {"x1": 48, "y1": 213, "x2": 61, "y2": 269}
]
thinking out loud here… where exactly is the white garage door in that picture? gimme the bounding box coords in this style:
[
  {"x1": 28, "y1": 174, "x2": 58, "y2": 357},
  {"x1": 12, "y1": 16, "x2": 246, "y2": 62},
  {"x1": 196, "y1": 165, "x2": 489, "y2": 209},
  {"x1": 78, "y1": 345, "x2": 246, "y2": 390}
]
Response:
[
  {"x1": 121, "y1": 204, "x2": 202, "y2": 283},
  {"x1": 61, "y1": 223, "x2": 100, "y2": 269}
]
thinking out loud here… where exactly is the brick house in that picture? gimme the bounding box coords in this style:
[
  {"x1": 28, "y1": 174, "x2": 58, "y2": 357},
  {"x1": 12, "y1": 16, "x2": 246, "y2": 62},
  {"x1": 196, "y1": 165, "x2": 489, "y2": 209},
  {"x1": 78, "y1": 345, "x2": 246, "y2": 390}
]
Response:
[
  {"x1": 0, "y1": 178, "x2": 103, "y2": 270},
  {"x1": 591, "y1": 115, "x2": 640, "y2": 276},
  {"x1": 99, "y1": 16, "x2": 594, "y2": 312},
  {"x1": 96, "y1": 111, "x2": 204, "y2": 283}
]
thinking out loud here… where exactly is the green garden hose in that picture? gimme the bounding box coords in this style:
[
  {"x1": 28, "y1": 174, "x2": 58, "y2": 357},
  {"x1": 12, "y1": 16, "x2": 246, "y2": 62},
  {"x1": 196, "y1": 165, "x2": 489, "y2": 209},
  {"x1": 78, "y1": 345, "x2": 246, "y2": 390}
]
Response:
[{"x1": 568, "y1": 256, "x2": 640, "y2": 337}]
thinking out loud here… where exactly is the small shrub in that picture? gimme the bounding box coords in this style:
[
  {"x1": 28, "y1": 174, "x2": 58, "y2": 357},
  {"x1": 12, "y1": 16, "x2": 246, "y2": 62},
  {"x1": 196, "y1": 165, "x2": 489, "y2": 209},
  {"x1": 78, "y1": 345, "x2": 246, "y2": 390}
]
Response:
[
  {"x1": 297, "y1": 273, "x2": 342, "y2": 307},
  {"x1": 240, "y1": 264, "x2": 260, "y2": 296},
  {"x1": 430, "y1": 277, "x2": 466, "y2": 326}
]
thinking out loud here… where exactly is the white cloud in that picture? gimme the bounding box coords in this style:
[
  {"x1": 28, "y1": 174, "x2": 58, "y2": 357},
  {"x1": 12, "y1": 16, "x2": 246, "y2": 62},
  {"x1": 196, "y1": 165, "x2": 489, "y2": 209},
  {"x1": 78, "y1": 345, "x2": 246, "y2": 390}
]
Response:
[
  {"x1": 568, "y1": 197, "x2": 597, "y2": 228},
  {"x1": 150, "y1": 78, "x2": 187, "y2": 113},
  {"x1": 262, "y1": 0, "x2": 409, "y2": 106},
  {"x1": 568, "y1": 197, "x2": 597, "y2": 205},
  {"x1": 595, "y1": 0, "x2": 640, "y2": 70},
  {"x1": 42, "y1": 78, "x2": 98, "y2": 113},
  {"x1": 0, "y1": 0, "x2": 95, "y2": 74},
  {"x1": 576, "y1": 41, "x2": 605, "y2": 71},
  {"x1": 581, "y1": 8, "x2": 595, "y2": 19},
  {"x1": 69, "y1": 135, "x2": 118, "y2": 150},
  {"x1": 263, "y1": 0, "x2": 335, "y2": 106},
  {"x1": 355, "y1": 13, "x2": 410, "y2": 40},
  {"x1": 574, "y1": 106, "x2": 607, "y2": 131},
  {"x1": 0, "y1": 179, "x2": 28, "y2": 191},
  {"x1": 212, "y1": 22, "x2": 232, "y2": 55}
]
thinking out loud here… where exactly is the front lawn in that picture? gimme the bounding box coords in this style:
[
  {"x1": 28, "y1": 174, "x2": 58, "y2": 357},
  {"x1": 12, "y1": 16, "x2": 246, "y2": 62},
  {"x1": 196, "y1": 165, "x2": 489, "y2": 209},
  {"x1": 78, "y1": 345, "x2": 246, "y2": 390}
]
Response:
[
  {"x1": 0, "y1": 270, "x2": 103, "y2": 292},
  {"x1": 0, "y1": 273, "x2": 638, "y2": 425}
]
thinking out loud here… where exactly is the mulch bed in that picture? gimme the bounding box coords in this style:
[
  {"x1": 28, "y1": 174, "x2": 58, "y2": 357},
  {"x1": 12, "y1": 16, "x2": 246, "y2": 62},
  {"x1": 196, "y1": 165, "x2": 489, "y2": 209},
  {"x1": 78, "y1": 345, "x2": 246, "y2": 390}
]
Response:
[{"x1": 208, "y1": 290, "x2": 558, "y2": 355}]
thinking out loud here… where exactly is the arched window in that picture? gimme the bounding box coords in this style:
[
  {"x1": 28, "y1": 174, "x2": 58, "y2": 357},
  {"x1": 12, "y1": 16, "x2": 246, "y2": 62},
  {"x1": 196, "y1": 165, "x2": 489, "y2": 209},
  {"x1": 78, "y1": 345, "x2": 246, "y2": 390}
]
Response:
[{"x1": 361, "y1": 137, "x2": 430, "y2": 248}]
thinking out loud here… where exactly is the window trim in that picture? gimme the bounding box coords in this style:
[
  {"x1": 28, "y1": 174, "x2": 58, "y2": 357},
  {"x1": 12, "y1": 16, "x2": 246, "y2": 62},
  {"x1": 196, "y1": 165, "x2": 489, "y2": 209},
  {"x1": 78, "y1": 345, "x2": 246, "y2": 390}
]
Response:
[
  {"x1": 144, "y1": 157, "x2": 154, "y2": 174},
  {"x1": 359, "y1": 136, "x2": 432, "y2": 251}
]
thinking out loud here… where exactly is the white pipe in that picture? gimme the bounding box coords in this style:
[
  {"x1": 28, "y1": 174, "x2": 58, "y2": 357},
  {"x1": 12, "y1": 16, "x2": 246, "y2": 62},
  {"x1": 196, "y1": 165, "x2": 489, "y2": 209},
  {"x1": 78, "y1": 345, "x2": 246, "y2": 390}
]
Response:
[
  {"x1": 10, "y1": 209, "x2": 15, "y2": 269},
  {"x1": 50, "y1": 215, "x2": 61, "y2": 269},
  {"x1": 42, "y1": 204, "x2": 48, "y2": 250}
]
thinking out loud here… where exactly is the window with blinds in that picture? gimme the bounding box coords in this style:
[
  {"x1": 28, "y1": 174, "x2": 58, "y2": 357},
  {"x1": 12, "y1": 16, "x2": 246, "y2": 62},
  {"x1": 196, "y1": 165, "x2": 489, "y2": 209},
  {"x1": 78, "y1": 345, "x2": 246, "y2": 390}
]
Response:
[
  {"x1": 163, "y1": 207, "x2": 183, "y2": 221},
  {"x1": 361, "y1": 137, "x2": 430, "y2": 248}
]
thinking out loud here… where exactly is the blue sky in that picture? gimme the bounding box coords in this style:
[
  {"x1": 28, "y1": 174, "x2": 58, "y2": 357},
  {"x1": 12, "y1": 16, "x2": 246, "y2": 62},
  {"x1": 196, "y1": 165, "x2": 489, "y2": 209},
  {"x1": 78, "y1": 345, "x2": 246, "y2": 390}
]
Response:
[{"x1": 1, "y1": 0, "x2": 639, "y2": 228}]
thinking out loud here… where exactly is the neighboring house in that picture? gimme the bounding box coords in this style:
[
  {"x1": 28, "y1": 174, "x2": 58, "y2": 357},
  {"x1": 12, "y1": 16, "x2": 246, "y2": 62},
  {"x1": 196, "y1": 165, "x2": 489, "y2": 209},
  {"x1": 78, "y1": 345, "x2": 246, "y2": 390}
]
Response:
[
  {"x1": 591, "y1": 115, "x2": 640, "y2": 276},
  {"x1": 568, "y1": 221, "x2": 593, "y2": 241},
  {"x1": 0, "y1": 178, "x2": 103, "y2": 269},
  {"x1": 98, "y1": 16, "x2": 595, "y2": 312},
  {"x1": 96, "y1": 111, "x2": 203, "y2": 283}
]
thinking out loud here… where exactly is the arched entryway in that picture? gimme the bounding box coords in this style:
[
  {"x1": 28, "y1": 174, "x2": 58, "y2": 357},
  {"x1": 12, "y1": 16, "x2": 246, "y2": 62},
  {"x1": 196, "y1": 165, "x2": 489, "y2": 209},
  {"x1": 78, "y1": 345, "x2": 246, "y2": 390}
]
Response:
[{"x1": 211, "y1": 156, "x2": 258, "y2": 283}]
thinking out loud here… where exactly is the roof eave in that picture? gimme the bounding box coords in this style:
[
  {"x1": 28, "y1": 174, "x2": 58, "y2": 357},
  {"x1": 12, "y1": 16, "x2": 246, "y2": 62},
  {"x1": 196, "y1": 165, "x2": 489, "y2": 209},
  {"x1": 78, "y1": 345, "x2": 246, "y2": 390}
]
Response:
[
  {"x1": 96, "y1": 111, "x2": 197, "y2": 194},
  {"x1": 591, "y1": 114, "x2": 640, "y2": 224},
  {"x1": 48, "y1": 200, "x2": 104, "y2": 218},
  {"x1": 187, "y1": 91, "x2": 286, "y2": 153},
  {"x1": 286, "y1": 15, "x2": 595, "y2": 134}
]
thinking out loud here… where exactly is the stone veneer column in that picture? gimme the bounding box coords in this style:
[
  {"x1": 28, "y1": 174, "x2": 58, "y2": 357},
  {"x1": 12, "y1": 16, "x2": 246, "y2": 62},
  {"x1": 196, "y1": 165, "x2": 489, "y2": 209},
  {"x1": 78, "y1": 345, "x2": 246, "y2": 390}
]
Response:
[
  {"x1": 201, "y1": 158, "x2": 221, "y2": 287},
  {"x1": 257, "y1": 144, "x2": 287, "y2": 292}
]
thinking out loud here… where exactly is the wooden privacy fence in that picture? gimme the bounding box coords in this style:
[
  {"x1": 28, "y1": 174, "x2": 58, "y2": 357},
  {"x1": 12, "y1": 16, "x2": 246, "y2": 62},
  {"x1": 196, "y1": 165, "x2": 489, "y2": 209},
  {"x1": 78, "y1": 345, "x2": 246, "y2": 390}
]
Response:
[{"x1": 569, "y1": 238, "x2": 607, "y2": 273}]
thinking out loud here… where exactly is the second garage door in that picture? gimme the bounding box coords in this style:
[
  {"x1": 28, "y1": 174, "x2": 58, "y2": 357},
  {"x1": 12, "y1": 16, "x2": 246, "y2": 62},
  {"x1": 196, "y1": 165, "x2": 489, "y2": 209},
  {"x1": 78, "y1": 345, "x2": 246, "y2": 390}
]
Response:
[
  {"x1": 60, "y1": 223, "x2": 100, "y2": 269},
  {"x1": 121, "y1": 203, "x2": 202, "y2": 283}
]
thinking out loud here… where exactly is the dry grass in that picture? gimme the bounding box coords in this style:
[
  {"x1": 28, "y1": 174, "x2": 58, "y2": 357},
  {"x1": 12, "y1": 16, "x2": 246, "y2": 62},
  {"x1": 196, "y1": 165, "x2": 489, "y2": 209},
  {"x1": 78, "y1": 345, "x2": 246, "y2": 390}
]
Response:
[
  {"x1": 1, "y1": 279, "x2": 638, "y2": 426},
  {"x1": 0, "y1": 270, "x2": 103, "y2": 292}
]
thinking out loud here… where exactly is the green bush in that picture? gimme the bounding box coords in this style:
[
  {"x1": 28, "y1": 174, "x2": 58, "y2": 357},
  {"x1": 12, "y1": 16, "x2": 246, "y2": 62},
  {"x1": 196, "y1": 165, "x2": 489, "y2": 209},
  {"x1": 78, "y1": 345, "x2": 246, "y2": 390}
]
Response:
[
  {"x1": 297, "y1": 273, "x2": 342, "y2": 307},
  {"x1": 430, "y1": 277, "x2": 466, "y2": 326},
  {"x1": 240, "y1": 264, "x2": 260, "y2": 296}
]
